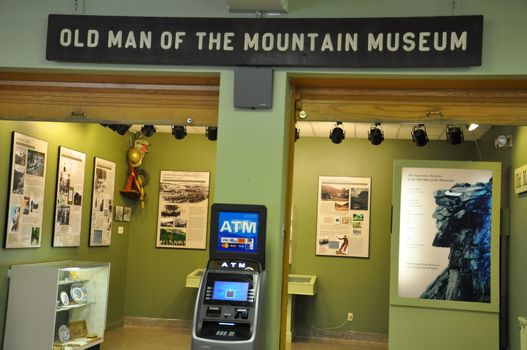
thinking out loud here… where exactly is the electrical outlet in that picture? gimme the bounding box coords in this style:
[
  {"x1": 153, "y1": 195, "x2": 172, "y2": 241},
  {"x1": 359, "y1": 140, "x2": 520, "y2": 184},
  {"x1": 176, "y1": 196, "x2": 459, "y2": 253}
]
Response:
[{"x1": 347, "y1": 312, "x2": 354, "y2": 321}]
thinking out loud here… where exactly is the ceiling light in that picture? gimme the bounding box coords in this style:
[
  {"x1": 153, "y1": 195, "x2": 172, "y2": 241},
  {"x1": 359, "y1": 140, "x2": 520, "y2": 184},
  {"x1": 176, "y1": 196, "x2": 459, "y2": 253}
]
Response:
[
  {"x1": 494, "y1": 135, "x2": 513, "y2": 149},
  {"x1": 329, "y1": 122, "x2": 345, "y2": 144},
  {"x1": 368, "y1": 123, "x2": 384, "y2": 145},
  {"x1": 446, "y1": 125, "x2": 464, "y2": 145},
  {"x1": 468, "y1": 123, "x2": 479, "y2": 131},
  {"x1": 298, "y1": 110, "x2": 308, "y2": 119},
  {"x1": 411, "y1": 124, "x2": 429, "y2": 147},
  {"x1": 141, "y1": 125, "x2": 156, "y2": 137},
  {"x1": 172, "y1": 125, "x2": 187, "y2": 140},
  {"x1": 206, "y1": 126, "x2": 218, "y2": 141}
]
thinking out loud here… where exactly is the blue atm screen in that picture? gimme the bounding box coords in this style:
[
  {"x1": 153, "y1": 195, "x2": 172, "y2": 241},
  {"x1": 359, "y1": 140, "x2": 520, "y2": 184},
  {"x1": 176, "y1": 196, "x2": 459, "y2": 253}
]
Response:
[
  {"x1": 212, "y1": 281, "x2": 249, "y2": 302},
  {"x1": 217, "y1": 211, "x2": 259, "y2": 253}
]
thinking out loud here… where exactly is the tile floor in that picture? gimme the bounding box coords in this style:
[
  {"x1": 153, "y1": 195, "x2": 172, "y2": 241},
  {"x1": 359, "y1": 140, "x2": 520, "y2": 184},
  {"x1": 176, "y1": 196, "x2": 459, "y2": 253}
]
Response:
[{"x1": 102, "y1": 326, "x2": 388, "y2": 350}]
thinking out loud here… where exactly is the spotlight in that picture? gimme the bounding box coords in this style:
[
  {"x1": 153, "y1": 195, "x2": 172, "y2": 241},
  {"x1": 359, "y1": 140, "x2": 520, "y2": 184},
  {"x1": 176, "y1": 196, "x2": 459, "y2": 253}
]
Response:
[
  {"x1": 411, "y1": 124, "x2": 429, "y2": 147},
  {"x1": 446, "y1": 125, "x2": 464, "y2": 145},
  {"x1": 468, "y1": 123, "x2": 479, "y2": 132},
  {"x1": 494, "y1": 135, "x2": 513, "y2": 149},
  {"x1": 295, "y1": 125, "x2": 300, "y2": 142},
  {"x1": 101, "y1": 124, "x2": 132, "y2": 135},
  {"x1": 368, "y1": 123, "x2": 384, "y2": 145},
  {"x1": 329, "y1": 122, "x2": 345, "y2": 144},
  {"x1": 141, "y1": 125, "x2": 156, "y2": 137},
  {"x1": 206, "y1": 126, "x2": 218, "y2": 141},
  {"x1": 172, "y1": 125, "x2": 187, "y2": 140}
]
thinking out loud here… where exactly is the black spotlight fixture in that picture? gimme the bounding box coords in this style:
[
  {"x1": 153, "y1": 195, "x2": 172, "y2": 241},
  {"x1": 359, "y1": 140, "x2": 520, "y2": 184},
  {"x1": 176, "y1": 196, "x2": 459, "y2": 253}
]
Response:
[
  {"x1": 411, "y1": 124, "x2": 429, "y2": 147},
  {"x1": 206, "y1": 126, "x2": 218, "y2": 141},
  {"x1": 141, "y1": 125, "x2": 156, "y2": 137},
  {"x1": 295, "y1": 124, "x2": 300, "y2": 142},
  {"x1": 329, "y1": 122, "x2": 345, "y2": 144},
  {"x1": 172, "y1": 125, "x2": 187, "y2": 140},
  {"x1": 368, "y1": 123, "x2": 384, "y2": 145},
  {"x1": 446, "y1": 125, "x2": 464, "y2": 145},
  {"x1": 101, "y1": 124, "x2": 132, "y2": 135}
]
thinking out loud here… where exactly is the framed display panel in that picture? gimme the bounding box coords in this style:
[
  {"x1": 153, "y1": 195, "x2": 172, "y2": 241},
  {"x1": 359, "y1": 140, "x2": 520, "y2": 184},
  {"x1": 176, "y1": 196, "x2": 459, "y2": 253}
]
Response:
[
  {"x1": 156, "y1": 171, "x2": 210, "y2": 249},
  {"x1": 5, "y1": 132, "x2": 48, "y2": 248},
  {"x1": 315, "y1": 176, "x2": 371, "y2": 258},
  {"x1": 89, "y1": 157, "x2": 116, "y2": 246},
  {"x1": 53, "y1": 146, "x2": 86, "y2": 247},
  {"x1": 390, "y1": 160, "x2": 501, "y2": 312}
]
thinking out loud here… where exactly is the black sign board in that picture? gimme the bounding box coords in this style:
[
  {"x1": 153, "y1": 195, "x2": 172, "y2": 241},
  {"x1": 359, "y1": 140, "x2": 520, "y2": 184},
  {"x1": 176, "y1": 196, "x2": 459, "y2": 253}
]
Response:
[{"x1": 46, "y1": 14, "x2": 483, "y2": 68}]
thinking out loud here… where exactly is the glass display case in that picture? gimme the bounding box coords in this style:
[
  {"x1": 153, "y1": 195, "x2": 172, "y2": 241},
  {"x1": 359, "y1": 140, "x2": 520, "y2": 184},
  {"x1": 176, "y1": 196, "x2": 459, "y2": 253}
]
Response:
[{"x1": 3, "y1": 260, "x2": 110, "y2": 350}]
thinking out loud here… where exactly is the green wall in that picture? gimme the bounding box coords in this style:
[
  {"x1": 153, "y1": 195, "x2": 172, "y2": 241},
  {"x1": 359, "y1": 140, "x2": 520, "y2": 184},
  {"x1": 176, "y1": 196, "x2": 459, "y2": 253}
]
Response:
[
  {"x1": 480, "y1": 125, "x2": 527, "y2": 350},
  {"x1": 0, "y1": 121, "x2": 131, "y2": 344},
  {"x1": 291, "y1": 137, "x2": 479, "y2": 335},
  {"x1": 123, "y1": 133, "x2": 216, "y2": 319},
  {"x1": 214, "y1": 70, "x2": 292, "y2": 349}
]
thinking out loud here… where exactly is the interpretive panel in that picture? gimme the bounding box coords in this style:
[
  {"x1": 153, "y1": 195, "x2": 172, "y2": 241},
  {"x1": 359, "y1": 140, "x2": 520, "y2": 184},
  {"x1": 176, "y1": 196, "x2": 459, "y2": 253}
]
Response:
[
  {"x1": 156, "y1": 171, "x2": 210, "y2": 249},
  {"x1": 5, "y1": 132, "x2": 48, "y2": 248},
  {"x1": 53, "y1": 146, "x2": 86, "y2": 247},
  {"x1": 316, "y1": 176, "x2": 371, "y2": 258},
  {"x1": 89, "y1": 157, "x2": 116, "y2": 246},
  {"x1": 398, "y1": 167, "x2": 493, "y2": 302}
]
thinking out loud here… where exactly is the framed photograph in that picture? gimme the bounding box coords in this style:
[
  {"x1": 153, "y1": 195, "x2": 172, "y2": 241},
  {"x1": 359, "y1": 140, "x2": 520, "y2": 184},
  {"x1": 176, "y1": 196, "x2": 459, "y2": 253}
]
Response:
[
  {"x1": 114, "y1": 205, "x2": 123, "y2": 221},
  {"x1": 89, "y1": 157, "x2": 116, "y2": 246},
  {"x1": 315, "y1": 176, "x2": 371, "y2": 258},
  {"x1": 53, "y1": 146, "x2": 86, "y2": 247},
  {"x1": 5, "y1": 132, "x2": 48, "y2": 248},
  {"x1": 156, "y1": 171, "x2": 210, "y2": 249},
  {"x1": 123, "y1": 207, "x2": 132, "y2": 222}
]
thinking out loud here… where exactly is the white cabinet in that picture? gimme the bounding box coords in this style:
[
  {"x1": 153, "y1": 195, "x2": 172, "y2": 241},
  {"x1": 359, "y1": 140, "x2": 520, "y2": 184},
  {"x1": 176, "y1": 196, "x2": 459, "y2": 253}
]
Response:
[{"x1": 4, "y1": 260, "x2": 110, "y2": 350}]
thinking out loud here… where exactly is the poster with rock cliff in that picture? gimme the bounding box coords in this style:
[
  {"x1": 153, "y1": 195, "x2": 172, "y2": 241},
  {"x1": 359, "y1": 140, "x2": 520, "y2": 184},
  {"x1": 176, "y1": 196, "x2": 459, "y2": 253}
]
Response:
[{"x1": 398, "y1": 167, "x2": 493, "y2": 303}]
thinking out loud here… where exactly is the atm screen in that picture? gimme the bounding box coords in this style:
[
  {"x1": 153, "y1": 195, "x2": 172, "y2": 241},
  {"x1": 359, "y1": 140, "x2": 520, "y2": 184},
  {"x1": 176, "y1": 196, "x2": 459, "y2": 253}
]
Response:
[
  {"x1": 216, "y1": 211, "x2": 259, "y2": 253},
  {"x1": 212, "y1": 281, "x2": 250, "y2": 302}
]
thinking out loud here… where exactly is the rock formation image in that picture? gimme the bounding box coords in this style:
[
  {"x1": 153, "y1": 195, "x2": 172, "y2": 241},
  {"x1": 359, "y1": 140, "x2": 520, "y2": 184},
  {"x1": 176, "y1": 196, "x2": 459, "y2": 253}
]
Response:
[{"x1": 420, "y1": 179, "x2": 492, "y2": 302}]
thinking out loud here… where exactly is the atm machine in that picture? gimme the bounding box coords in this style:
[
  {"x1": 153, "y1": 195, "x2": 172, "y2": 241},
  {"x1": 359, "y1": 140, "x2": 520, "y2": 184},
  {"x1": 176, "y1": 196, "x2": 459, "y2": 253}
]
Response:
[{"x1": 192, "y1": 203, "x2": 267, "y2": 350}]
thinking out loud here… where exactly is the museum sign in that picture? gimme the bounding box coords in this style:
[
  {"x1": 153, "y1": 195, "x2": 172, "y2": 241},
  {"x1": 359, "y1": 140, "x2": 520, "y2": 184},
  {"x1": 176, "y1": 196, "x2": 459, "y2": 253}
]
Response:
[{"x1": 46, "y1": 14, "x2": 483, "y2": 68}]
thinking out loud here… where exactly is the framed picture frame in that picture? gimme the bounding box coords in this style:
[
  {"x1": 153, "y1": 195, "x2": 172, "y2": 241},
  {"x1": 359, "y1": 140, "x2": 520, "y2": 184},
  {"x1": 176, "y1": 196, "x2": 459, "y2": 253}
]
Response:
[
  {"x1": 123, "y1": 207, "x2": 132, "y2": 222},
  {"x1": 156, "y1": 171, "x2": 210, "y2": 249},
  {"x1": 315, "y1": 176, "x2": 371, "y2": 258},
  {"x1": 53, "y1": 146, "x2": 87, "y2": 247},
  {"x1": 5, "y1": 132, "x2": 48, "y2": 248},
  {"x1": 114, "y1": 205, "x2": 123, "y2": 221},
  {"x1": 89, "y1": 157, "x2": 116, "y2": 246}
]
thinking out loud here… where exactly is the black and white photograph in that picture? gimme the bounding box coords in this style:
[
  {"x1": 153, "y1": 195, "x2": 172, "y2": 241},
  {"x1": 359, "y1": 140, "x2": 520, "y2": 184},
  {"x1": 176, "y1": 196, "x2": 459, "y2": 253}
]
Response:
[
  {"x1": 57, "y1": 206, "x2": 71, "y2": 225},
  {"x1": 114, "y1": 205, "x2": 123, "y2": 221},
  {"x1": 26, "y1": 149, "x2": 45, "y2": 177},
  {"x1": 12, "y1": 169, "x2": 25, "y2": 194},
  {"x1": 123, "y1": 207, "x2": 132, "y2": 222},
  {"x1": 14, "y1": 147, "x2": 26, "y2": 166},
  {"x1": 5, "y1": 132, "x2": 48, "y2": 248}
]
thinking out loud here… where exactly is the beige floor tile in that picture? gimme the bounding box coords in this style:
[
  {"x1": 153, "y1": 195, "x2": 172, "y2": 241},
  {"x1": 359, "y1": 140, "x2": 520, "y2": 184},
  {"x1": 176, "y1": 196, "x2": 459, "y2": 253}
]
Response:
[{"x1": 102, "y1": 326, "x2": 387, "y2": 350}]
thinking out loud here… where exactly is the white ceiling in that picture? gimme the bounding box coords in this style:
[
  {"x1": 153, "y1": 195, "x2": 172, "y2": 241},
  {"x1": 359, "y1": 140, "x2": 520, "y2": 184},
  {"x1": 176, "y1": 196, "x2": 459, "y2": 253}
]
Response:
[{"x1": 131, "y1": 122, "x2": 490, "y2": 141}]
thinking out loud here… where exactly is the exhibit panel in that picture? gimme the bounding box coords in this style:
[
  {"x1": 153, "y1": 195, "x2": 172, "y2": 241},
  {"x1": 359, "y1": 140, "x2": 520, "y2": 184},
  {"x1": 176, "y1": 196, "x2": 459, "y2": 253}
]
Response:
[{"x1": 389, "y1": 160, "x2": 501, "y2": 350}]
